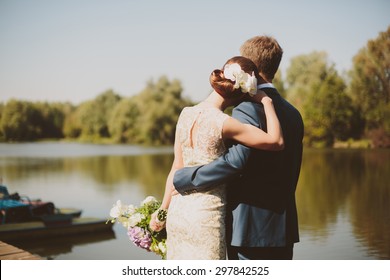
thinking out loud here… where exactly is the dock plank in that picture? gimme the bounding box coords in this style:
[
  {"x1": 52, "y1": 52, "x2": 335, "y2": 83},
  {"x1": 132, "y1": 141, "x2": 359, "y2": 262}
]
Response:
[{"x1": 0, "y1": 241, "x2": 43, "y2": 260}]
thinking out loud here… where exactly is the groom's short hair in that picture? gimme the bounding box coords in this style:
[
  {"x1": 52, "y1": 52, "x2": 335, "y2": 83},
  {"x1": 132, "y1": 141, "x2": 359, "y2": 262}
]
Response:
[{"x1": 240, "y1": 36, "x2": 283, "y2": 81}]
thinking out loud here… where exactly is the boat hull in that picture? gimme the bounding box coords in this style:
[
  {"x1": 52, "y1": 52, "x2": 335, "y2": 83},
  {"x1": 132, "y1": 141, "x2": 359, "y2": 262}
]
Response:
[{"x1": 0, "y1": 217, "x2": 113, "y2": 242}]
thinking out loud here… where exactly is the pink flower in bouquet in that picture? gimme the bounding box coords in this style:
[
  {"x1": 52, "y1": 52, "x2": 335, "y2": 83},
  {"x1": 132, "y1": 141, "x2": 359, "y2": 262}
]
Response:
[{"x1": 127, "y1": 226, "x2": 152, "y2": 251}]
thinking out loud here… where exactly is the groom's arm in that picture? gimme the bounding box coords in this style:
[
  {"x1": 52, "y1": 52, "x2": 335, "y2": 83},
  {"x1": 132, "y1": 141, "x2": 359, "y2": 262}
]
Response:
[{"x1": 173, "y1": 102, "x2": 262, "y2": 194}]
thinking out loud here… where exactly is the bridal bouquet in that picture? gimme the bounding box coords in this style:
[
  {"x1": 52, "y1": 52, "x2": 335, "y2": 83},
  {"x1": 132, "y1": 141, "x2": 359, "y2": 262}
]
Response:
[{"x1": 108, "y1": 196, "x2": 167, "y2": 259}]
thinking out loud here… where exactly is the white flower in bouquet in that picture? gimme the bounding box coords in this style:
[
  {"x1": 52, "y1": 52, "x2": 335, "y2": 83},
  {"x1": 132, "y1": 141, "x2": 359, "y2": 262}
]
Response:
[
  {"x1": 109, "y1": 200, "x2": 137, "y2": 227},
  {"x1": 109, "y1": 200, "x2": 126, "y2": 218},
  {"x1": 141, "y1": 196, "x2": 158, "y2": 206},
  {"x1": 128, "y1": 212, "x2": 145, "y2": 227},
  {"x1": 158, "y1": 242, "x2": 167, "y2": 255},
  {"x1": 108, "y1": 196, "x2": 167, "y2": 259}
]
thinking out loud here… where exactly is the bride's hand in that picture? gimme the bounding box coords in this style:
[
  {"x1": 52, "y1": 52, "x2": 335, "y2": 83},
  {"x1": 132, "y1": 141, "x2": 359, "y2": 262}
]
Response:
[
  {"x1": 149, "y1": 210, "x2": 166, "y2": 232},
  {"x1": 248, "y1": 90, "x2": 272, "y2": 105}
]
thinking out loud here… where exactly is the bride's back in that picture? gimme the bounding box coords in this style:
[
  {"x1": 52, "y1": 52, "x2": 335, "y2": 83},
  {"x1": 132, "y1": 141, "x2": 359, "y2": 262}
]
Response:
[{"x1": 176, "y1": 105, "x2": 229, "y2": 167}]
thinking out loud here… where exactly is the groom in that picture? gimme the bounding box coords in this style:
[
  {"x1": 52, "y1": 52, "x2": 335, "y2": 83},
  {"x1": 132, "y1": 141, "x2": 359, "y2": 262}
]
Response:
[{"x1": 173, "y1": 36, "x2": 304, "y2": 260}]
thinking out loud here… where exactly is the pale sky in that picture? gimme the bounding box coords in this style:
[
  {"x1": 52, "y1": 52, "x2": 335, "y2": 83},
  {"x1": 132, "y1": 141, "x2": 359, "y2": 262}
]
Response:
[{"x1": 0, "y1": 0, "x2": 389, "y2": 104}]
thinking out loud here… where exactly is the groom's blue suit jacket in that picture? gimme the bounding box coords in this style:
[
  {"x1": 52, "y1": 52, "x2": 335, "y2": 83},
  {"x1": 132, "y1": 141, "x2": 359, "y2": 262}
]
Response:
[{"x1": 173, "y1": 87, "x2": 304, "y2": 247}]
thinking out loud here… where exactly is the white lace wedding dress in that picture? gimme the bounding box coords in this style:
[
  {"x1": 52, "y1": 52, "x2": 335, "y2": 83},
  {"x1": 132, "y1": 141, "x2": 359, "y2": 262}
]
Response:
[{"x1": 166, "y1": 105, "x2": 229, "y2": 260}]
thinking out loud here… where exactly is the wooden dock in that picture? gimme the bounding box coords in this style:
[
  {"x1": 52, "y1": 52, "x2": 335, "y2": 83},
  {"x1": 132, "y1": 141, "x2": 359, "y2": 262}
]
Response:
[{"x1": 0, "y1": 241, "x2": 42, "y2": 260}]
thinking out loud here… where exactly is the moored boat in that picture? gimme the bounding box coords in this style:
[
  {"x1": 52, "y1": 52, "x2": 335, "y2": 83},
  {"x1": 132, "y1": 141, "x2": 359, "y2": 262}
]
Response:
[
  {"x1": 0, "y1": 183, "x2": 113, "y2": 241},
  {"x1": 0, "y1": 217, "x2": 113, "y2": 242}
]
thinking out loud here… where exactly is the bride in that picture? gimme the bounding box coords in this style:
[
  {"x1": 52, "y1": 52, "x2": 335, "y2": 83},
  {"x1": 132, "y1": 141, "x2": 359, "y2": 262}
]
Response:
[{"x1": 150, "y1": 56, "x2": 284, "y2": 259}]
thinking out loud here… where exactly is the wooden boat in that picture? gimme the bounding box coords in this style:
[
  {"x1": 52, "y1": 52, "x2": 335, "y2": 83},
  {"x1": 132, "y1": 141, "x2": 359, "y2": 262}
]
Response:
[
  {"x1": 0, "y1": 216, "x2": 113, "y2": 242},
  {"x1": 57, "y1": 208, "x2": 82, "y2": 218},
  {"x1": 0, "y1": 183, "x2": 113, "y2": 241}
]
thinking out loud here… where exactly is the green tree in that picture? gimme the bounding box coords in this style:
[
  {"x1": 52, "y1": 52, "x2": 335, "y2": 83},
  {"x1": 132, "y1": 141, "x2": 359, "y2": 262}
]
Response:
[
  {"x1": 349, "y1": 26, "x2": 390, "y2": 147},
  {"x1": 62, "y1": 104, "x2": 81, "y2": 139},
  {"x1": 134, "y1": 76, "x2": 192, "y2": 145},
  {"x1": 286, "y1": 51, "x2": 329, "y2": 111},
  {"x1": 34, "y1": 102, "x2": 68, "y2": 139},
  {"x1": 108, "y1": 97, "x2": 141, "y2": 143},
  {"x1": 273, "y1": 70, "x2": 286, "y2": 98},
  {"x1": 286, "y1": 52, "x2": 358, "y2": 147},
  {"x1": 1, "y1": 99, "x2": 42, "y2": 141},
  {"x1": 70, "y1": 90, "x2": 122, "y2": 140},
  {"x1": 108, "y1": 76, "x2": 193, "y2": 145},
  {"x1": 0, "y1": 102, "x2": 4, "y2": 141}
]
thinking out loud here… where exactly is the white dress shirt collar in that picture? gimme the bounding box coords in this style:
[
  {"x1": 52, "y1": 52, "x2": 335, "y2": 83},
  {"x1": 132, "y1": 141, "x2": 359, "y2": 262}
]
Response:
[{"x1": 257, "y1": 83, "x2": 275, "y2": 89}]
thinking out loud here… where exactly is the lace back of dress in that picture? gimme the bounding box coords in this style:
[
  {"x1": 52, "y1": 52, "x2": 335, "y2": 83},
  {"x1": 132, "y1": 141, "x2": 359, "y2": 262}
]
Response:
[
  {"x1": 188, "y1": 111, "x2": 202, "y2": 149},
  {"x1": 177, "y1": 107, "x2": 228, "y2": 167}
]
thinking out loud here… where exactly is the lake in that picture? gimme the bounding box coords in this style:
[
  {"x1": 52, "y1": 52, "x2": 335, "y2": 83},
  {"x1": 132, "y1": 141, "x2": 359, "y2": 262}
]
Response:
[{"x1": 0, "y1": 143, "x2": 389, "y2": 260}]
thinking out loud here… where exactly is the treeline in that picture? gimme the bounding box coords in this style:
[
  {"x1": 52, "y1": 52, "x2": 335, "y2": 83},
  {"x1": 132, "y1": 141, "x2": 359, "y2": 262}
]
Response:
[
  {"x1": 0, "y1": 26, "x2": 389, "y2": 147},
  {"x1": 0, "y1": 77, "x2": 193, "y2": 145}
]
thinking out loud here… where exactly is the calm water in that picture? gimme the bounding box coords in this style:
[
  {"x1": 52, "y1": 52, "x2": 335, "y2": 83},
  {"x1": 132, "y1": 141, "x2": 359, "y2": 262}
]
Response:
[{"x1": 0, "y1": 143, "x2": 389, "y2": 260}]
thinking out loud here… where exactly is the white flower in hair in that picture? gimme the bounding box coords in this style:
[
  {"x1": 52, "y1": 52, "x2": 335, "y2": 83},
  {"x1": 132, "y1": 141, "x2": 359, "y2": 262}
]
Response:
[
  {"x1": 242, "y1": 72, "x2": 258, "y2": 96},
  {"x1": 223, "y1": 63, "x2": 257, "y2": 96},
  {"x1": 223, "y1": 63, "x2": 242, "y2": 82}
]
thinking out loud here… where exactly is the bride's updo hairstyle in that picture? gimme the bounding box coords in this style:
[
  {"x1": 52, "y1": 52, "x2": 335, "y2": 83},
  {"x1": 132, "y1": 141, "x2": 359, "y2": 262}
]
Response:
[{"x1": 210, "y1": 56, "x2": 260, "y2": 99}]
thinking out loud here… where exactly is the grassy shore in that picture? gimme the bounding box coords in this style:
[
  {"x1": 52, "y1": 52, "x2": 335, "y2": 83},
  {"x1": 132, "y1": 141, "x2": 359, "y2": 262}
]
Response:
[{"x1": 333, "y1": 139, "x2": 372, "y2": 149}]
